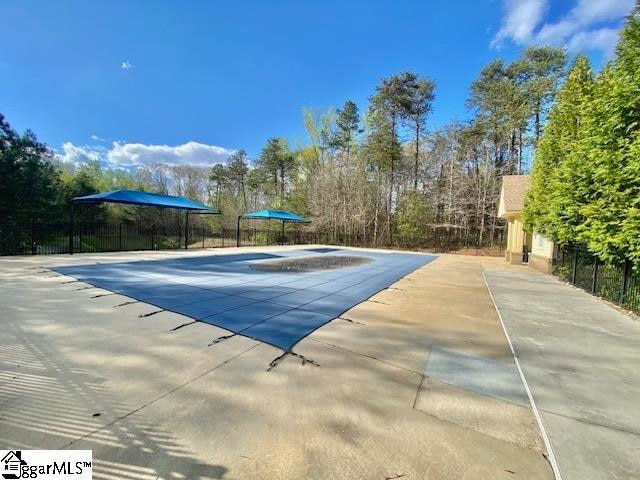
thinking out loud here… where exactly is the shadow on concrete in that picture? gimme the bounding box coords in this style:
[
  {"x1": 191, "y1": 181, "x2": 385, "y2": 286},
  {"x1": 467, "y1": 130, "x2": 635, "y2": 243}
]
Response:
[{"x1": 0, "y1": 319, "x2": 229, "y2": 480}]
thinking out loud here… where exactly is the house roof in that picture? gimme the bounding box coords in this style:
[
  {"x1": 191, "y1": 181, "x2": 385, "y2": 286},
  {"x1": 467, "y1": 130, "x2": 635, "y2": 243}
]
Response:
[
  {"x1": 498, "y1": 175, "x2": 530, "y2": 218},
  {"x1": 2, "y1": 451, "x2": 24, "y2": 464},
  {"x1": 2, "y1": 451, "x2": 18, "y2": 462}
]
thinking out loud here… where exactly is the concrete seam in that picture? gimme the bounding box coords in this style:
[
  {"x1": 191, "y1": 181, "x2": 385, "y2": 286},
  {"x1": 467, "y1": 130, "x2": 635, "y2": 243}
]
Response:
[
  {"x1": 59, "y1": 342, "x2": 260, "y2": 450},
  {"x1": 538, "y1": 408, "x2": 640, "y2": 438},
  {"x1": 309, "y1": 337, "x2": 423, "y2": 375},
  {"x1": 412, "y1": 347, "x2": 433, "y2": 410},
  {"x1": 482, "y1": 271, "x2": 563, "y2": 480},
  {"x1": 411, "y1": 374, "x2": 425, "y2": 410}
]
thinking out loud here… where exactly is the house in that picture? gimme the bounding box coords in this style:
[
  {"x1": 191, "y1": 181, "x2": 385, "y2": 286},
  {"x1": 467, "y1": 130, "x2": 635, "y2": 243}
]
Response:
[
  {"x1": 529, "y1": 231, "x2": 555, "y2": 273},
  {"x1": 498, "y1": 175, "x2": 531, "y2": 265},
  {"x1": 498, "y1": 174, "x2": 554, "y2": 272}
]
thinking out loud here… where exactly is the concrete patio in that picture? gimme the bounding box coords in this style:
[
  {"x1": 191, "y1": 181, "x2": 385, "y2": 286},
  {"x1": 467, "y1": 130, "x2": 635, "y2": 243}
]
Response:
[{"x1": 5, "y1": 246, "x2": 628, "y2": 479}]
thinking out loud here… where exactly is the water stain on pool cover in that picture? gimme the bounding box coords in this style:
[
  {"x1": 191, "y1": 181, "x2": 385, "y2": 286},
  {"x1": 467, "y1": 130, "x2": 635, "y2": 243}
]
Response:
[{"x1": 251, "y1": 255, "x2": 372, "y2": 272}]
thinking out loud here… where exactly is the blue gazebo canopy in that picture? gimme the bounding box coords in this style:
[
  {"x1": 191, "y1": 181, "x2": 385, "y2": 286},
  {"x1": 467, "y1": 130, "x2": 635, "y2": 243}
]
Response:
[
  {"x1": 68, "y1": 189, "x2": 218, "y2": 254},
  {"x1": 72, "y1": 189, "x2": 217, "y2": 212},
  {"x1": 236, "y1": 209, "x2": 309, "y2": 247},
  {"x1": 241, "y1": 209, "x2": 309, "y2": 223}
]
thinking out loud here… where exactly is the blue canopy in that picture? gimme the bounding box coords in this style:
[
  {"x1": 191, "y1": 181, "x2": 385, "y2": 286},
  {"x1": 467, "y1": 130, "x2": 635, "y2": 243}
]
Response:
[
  {"x1": 241, "y1": 209, "x2": 309, "y2": 223},
  {"x1": 72, "y1": 189, "x2": 218, "y2": 212}
]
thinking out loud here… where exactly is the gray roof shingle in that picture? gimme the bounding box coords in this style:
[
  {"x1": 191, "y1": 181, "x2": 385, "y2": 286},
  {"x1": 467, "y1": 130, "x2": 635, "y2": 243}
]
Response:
[{"x1": 499, "y1": 175, "x2": 530, "y2": 215}]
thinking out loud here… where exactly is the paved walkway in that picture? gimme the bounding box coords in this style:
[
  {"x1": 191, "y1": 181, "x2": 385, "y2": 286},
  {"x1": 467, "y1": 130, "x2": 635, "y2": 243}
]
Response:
[{"x1": 483, "y1": 261, "x2": 640, "y2": 480}]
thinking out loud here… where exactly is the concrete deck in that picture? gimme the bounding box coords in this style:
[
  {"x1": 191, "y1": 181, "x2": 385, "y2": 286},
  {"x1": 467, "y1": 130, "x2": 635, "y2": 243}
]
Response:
[
  {"x1": 1, "y1": 247, "x2": 552, "y2": 479},
  {"x1": 483, "y1": 259, "x2": 640, "y2": 480}
]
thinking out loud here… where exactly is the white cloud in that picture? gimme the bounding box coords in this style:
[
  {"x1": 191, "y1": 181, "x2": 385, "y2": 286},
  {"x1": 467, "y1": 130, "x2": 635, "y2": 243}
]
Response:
[
  {"x1": 121, "y1": 61, "x2": 133, "y2": 70},
  {"x1": 491, "y1": 0, "x2": 548, "y2": 48},
  {"x1": 56, "y1": 140, "x2": 234, "y2": 168},
  {"x1": 492, "y1": 0, "x2": 635, "y2": 56},
  {"x1": 565, "y1": 27, "x2": 621, "y2": 56},
  {"x1": 57, "y1": 142, "x2": 103, "y2": 164},
  {"x1": 90, "y1": 134, "x2": 105, "y2": 142},
  {"x1": 569, "y1": 0, "x2": 634, "y2": 24}
]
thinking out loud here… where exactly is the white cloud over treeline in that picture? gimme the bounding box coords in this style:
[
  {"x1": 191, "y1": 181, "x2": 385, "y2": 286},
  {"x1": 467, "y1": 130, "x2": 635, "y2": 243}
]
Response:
[{"x1": 57, "y1": 140, "x2": 234, "y2": 168}]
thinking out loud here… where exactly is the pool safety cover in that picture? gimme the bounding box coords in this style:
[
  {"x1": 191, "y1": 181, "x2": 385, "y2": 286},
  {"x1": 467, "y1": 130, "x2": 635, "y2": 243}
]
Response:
[{"x1": 54, "y1": 249, "x2": 436, "y2": 350}]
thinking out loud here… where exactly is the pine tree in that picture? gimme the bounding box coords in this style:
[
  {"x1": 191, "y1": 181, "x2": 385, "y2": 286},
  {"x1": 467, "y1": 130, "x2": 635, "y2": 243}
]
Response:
[
  {"x1": 256, "y1": 137, "x2": 295, "y2": 202},
  {"x1": 329, "y1": 100, "x2": 361, "y2": 162},
  {"x1": 0, "y1": 114, "x2": 64, "y2": 224},
  {"x1": 515, "y1": 47, "x2": 567, "y2": 144},
  {"x1": 227, "y1": 149, "x2": 249, "y2": 211}
]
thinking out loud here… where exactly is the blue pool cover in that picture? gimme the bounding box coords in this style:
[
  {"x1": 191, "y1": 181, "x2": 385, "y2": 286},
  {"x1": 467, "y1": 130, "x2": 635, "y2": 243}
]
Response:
[{"x1": 54, "y1": 249, "x2": 436, "y2": 350}]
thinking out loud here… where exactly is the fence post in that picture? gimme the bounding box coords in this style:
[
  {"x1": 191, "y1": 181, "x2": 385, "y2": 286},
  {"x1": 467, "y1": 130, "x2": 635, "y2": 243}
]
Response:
[
  {"x1": 119, "y1": 223, "x2": 123, "y2": 250},
  {"x1": 571, "y1": 245, "x2": 579, "y2": 284},
  {"x1": 620, "y1": 260, "x2": 631, "y2": 306},
  {"x1": 151, "y1": 224, "x2": 155, "y2": 250},
  {"x1": 68, "y1": 204, "x2": 74, "y2": 255},
  {"x1": 222, "y1": 227, "x2": 225, "y2": 248},
  {"x1": 184, "y1": 211, "x2": 189, "y2": 250},
  {"x1": 281, "y1": 221, "x2": 285, "y2": 246},
  {"x1": 202, "y1": 224, "x2": 205, "y2": 248},
  {"x1": 30, "y1": 220, "x2": 36, "y2": 255},
  {"x1": 591, "y1": 257, "x2": 599, "y2": 294}
]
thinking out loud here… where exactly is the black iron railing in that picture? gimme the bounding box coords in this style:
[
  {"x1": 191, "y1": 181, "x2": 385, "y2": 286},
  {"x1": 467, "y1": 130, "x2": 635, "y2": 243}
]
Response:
[
  {"x1": 297, "y1": 228, "x2": 505, "y2": 254},
  {"x1": 0, "y1": 221, "x2": 505, "y2": 256},
  {"x1": 0, "y1": 221, "x2": 228, "y2": 255},
  {"x1": 553, "y1": 244, "x2": 639, "y2": 315}
]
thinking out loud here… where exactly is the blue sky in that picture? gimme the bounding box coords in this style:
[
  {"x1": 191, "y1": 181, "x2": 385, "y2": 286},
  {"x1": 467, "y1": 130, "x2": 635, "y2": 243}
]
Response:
[{"x1": 1, "y1": 0, "x2": 634, "y2": 168}]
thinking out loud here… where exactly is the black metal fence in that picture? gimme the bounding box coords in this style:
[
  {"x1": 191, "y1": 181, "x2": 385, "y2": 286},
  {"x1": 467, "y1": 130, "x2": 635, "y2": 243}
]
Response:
[
  {"x1": 0, "y1": 220, "x2": 505, "y2": 256},
  {"x1": 299, "y1": 228, "x2": 505, "y2": 255},
  {"x1": 553, "y1": 244, "x2": 640, "y2": 315},
  {"x1": 0, "y1": 221, "x2": 313, "y2": 255},
  {"x1": 0, "y1": 221, "x2": 221, "y2": 255}
]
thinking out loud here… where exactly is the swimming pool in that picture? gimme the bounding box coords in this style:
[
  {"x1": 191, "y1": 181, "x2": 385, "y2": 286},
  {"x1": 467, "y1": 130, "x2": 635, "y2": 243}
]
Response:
[{"x1": 54, "y1": 248, "x2": 436, "y2": 350}]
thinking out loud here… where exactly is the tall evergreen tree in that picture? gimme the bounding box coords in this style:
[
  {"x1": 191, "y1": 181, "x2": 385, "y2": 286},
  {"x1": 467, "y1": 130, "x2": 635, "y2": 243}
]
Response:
[
  {"x1": 208, "y1": 164, "x2": 228, "y2": 206},
  {"x1": 257, "y1": 137, "x2": 295, "y2": 201},
  {"x1": 403, "y1": 74, "x2": 436, "y2": 189},
  {"x1": 0, "y1": 114, "x2": 63, "y2": 224},
  {"x1": 523, "y1": 55, "x2": 594, "y2": 243},
  {"x1": 227, "y1": 149, "x2": 249, "y2": 211},
  {"x1": 578, "y1": 14, "x2": 640, "y2": 266},
  {"x1": 514, "y1": 47, "x2": 567, "y2": 144},
  {"x1": 468, "y1": 60, "x2": 524, "y2": 171},
  {"x1": 329, "y1": 100, "x2": 361, "y2": 162}
]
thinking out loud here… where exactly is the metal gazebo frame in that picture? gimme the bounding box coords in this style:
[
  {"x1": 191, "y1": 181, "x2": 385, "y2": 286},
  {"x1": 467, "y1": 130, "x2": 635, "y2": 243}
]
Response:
[
  {"x1": 236, "y1": 209, "x2": 310, "y2": 247},
  {"x1": 69, "y1": 189, "x2": 219, "y2": 254}
]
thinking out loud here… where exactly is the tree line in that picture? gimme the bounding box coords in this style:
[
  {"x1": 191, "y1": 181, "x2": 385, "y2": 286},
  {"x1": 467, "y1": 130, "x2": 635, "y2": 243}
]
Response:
[
  {"x1": 4, "y1": 25, "x2": 622, "y2": 252},
  {"x1": 523, "y1": 11, "x2": 640, "y2": 268}
]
